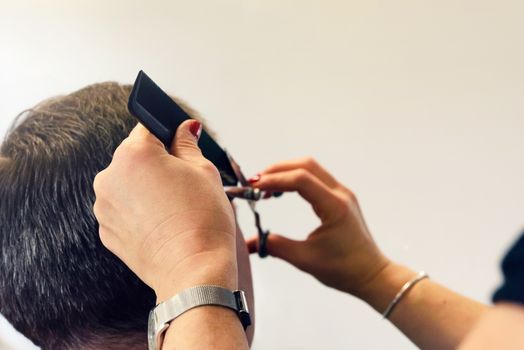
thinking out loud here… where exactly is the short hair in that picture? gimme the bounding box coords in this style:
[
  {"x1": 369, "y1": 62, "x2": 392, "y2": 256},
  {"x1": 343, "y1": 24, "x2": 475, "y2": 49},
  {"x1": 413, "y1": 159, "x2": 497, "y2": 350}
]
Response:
[{"x1": 0, "y1": 82, "x2": 200, "y2": 349}]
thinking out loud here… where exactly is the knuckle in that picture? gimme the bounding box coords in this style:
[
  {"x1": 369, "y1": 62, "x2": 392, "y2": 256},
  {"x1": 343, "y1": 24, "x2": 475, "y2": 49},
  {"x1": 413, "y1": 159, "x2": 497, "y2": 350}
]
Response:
[
  {"x1": 339, "y1": 187, "x2": 357, "y2": 202},
  {"x1": 92, "y1": 171, "x2": 107, "y2": 193},
  {"x1": 114, "y1": 139, "x2": 149, "y2": 162},
  {"x1": 113, "y1": 138, "x2": 132, "y2": 158},
  {"x1": 176, "y1": 138, "x2": 199, "y2": 151},
  {"x1": 126, "y1": 141, "x2": 149, "y2": 158},
  {"x1": 92, "y1": 201, "x2": 101, "y2": 219},
  {"x1": 111, "y1": 145, "x2": 126, "y2": 162},
  {"x1": 92, "y1": 198, "x2": 109, "y2": 223},
  {"x1": 295, "y1": 168, "x2": 312, "y2": 183},
  {"x1": 98, "y1": 227, "x2": 112, "y2": 249},
  {"x1": 199, "y1": 159, "x2": 219, "y2": 175},
  {"x1": 330, "y1": 193, "x2": 352, "y2": 217},
  {"x1": 334, "y1": 193, "x2": 351, "y2": 210},
  {"x1": 197, "y1": 160, "x2": 222, "y2": 182},
  {"x1": 302, "y1": 157, "x2": 319, "y2": 169},
  {"x1": 119, "y1": 137, "x2": 133, "y2": 148}
]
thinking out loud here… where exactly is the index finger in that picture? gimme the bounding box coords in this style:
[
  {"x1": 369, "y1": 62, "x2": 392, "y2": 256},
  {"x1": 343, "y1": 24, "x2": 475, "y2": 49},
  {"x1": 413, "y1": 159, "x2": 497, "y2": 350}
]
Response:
[
  {"x1": 128, "y1": 123, "x2": 164, "y2": 147},
  {"x1": 252, "y1": 169, "x2": 348, "y2": 222},
  {"x1": 263, "y1": 157, "x2": 340, "y2": 189},
  {"x1": 111, "y1": 123, "x2": 166, "y2": 162}
]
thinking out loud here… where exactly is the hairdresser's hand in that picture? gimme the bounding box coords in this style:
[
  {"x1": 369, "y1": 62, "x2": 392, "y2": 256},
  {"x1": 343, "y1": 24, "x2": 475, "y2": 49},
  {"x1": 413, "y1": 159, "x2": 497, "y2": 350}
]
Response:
[
  {"x1": 247, "y1": 158, "x2": 390, "y2": 297},
  {"x1": 93, "y1": 121, "x2": 237, "y2": 303}
]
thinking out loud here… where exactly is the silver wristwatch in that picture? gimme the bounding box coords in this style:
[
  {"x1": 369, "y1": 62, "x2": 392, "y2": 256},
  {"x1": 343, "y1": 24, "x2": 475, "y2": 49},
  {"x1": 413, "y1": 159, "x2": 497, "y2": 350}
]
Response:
[{"x1": 148, "y1": 285, "x2": 251, "y2": 350}]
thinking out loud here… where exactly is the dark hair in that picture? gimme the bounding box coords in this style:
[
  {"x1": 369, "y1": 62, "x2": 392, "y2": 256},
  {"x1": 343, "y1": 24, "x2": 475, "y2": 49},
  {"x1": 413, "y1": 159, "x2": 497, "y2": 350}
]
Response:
[{"x1": 0, "y1": 82, "x2": 199, "y2": 349}]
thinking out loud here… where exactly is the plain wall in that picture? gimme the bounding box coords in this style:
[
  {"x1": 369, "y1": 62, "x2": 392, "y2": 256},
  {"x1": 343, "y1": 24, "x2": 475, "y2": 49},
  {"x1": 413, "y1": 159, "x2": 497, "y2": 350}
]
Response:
[{"x1": 1, "y1": 1, "x2": 523, "y2": 349}]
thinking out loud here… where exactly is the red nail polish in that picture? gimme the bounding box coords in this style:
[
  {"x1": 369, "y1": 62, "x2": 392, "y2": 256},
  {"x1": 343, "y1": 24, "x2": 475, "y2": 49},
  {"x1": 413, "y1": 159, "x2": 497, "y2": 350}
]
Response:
[
  {"x1": 189, "y1": 121, "x2": 202, "y2": 139},
  {"x1": 248, "y1": 174, "x2": 261, "y2": 184}
]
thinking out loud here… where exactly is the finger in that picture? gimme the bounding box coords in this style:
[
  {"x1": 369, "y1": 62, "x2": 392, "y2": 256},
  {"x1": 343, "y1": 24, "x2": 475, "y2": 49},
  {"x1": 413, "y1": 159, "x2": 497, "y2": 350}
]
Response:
[
  {"x1": 247, "y1": 233, "x2": 310, "y2": 269},
  {"x1": 128, "y1": 123, "x2": 164, "y2": 147},
  {"x1": 251, "y1": 169, "x2": 346, "y2": 221},
  {"x1": 171, "y1": 120, "x2": 204, "y2": 161},
  {"x1": 246, "y1": 236, "x2": 258, "y2": 254},
  {"x1": 262, "y1": 157, "x2": 339, "y2": 189}
]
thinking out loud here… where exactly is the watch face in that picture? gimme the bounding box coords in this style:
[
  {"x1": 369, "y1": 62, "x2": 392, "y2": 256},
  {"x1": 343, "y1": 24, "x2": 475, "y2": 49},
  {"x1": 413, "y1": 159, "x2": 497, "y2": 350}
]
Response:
[{"x1": 148, "y1": 309, "x2": 156, "y2": 350}]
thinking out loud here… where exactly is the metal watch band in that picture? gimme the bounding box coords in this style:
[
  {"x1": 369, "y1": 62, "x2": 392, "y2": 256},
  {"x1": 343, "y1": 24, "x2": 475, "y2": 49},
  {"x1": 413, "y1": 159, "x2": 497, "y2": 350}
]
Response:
[{"x1": 148, "y1": 285, "x2": 251, "y2": 350}]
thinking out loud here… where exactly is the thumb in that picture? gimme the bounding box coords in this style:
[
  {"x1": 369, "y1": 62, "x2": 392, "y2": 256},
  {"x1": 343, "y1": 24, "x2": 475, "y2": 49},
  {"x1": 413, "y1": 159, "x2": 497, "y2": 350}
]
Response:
[
  {"x1": 247, "y1": 233, "x2": 310, "y2": 270},
  {"x1": 170, "y1": 119, "x2": 204, "y2": 161}
]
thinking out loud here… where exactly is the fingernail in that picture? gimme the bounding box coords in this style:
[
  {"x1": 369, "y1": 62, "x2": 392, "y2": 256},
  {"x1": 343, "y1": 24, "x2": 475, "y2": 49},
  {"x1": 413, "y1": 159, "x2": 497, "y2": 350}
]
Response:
[
  {"x1": 189, "y1": 120, "x2": 202, "y2": 140},
  {"x1": 248, "y1": 174, "x2": 261, "y2": 184}
]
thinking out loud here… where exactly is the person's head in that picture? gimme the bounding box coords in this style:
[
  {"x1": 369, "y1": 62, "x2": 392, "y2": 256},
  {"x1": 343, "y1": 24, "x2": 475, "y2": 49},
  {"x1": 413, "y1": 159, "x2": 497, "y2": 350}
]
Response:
[{"x1": 0, "y1": 82, "x2": 253, "y2": 349}]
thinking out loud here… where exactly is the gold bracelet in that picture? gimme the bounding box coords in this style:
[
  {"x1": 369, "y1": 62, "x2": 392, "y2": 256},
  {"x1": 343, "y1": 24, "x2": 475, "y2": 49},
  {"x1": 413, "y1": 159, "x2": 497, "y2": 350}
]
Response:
[{"x1": 382, "y1": 271, "x2": 429, "y2": 319}]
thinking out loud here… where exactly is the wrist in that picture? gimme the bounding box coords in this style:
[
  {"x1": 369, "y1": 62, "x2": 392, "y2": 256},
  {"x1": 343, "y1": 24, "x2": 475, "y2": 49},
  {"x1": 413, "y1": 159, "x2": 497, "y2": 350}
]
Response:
[
  {"x1": 154, "y1": 253, "x2": 238, "y2": 304},
  {"x1": 354, "y1": 261, "x2": 419, "y2": 313},
  {"x1": 340, "y1": 250, "x2": 391, "y2": 297}
]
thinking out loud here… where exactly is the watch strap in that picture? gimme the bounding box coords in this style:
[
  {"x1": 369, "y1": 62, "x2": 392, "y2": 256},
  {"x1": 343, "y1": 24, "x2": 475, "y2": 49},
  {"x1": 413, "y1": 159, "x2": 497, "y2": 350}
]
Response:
[
  {"x1": 155, "y1": 285, "x2": 241, "y2": 325},
  {"x1": 150, "y1": 285, "x2": 252, "y2": 350}
]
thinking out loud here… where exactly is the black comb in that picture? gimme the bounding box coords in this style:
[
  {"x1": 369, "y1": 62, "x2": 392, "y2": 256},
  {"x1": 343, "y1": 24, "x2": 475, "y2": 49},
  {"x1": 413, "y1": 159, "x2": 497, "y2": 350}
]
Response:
[{"x1": 128, "y1": 70, "x2": 238, "y2": 186}]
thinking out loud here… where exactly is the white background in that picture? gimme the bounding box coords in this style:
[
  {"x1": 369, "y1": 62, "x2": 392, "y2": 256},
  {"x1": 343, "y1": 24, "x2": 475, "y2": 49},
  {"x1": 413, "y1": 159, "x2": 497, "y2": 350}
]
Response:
[{"x1": 1, "y1": 1, "x2": 523, "y2": 349}]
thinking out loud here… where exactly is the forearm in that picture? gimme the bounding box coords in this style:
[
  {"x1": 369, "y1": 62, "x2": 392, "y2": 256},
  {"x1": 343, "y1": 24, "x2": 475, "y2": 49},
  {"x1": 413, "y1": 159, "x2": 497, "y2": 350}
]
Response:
[
  {"x1": 243, "y1": 157, "x2": 491, "y2": 348},
  {"x1": 356, "y1": 262, "x2": 488, "y2": 350},
  {"x1": 458, "y1": 303, "x2": 524, "y2": 350}
]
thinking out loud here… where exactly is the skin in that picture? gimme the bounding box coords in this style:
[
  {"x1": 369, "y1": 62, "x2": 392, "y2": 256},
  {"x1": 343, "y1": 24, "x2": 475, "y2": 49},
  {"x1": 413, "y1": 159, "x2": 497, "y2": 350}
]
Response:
[
  {"x1": 93, "y1": 120, "x2": 249, "y2": 349},
  {"x1": 94, "y1": 122, "x2": 524, "y2": 349},
  {"x1": 458, "y1": 303, "x2": 524, "y2": 349},
  {"x1": 246, "y1": 157, "x2": 522, "y2": 349},
  {"x1": 236, "y1": 220, "x2": 255, "y2": 344}
]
